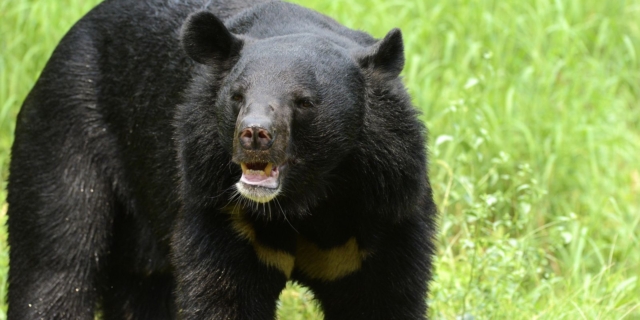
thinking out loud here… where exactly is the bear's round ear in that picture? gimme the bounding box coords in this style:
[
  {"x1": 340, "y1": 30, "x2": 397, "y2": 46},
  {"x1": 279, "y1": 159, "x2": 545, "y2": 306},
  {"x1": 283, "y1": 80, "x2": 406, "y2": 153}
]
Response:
[
  {"x1": 181, "y1": 11, "x2": 243, "y2": 65},
  {"x1": 354, "y1": 28, "x2": 405, "y2": 78}
]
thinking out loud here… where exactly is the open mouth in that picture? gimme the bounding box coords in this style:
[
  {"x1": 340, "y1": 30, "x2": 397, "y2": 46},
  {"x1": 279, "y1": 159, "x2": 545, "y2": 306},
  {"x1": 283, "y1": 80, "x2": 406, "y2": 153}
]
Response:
[{"x1": 236, "y1": 162, "x2": 281, "y2": 203}]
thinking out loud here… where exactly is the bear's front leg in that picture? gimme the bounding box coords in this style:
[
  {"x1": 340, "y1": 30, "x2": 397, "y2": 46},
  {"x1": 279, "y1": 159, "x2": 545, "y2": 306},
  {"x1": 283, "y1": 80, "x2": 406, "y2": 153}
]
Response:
[
  {"x1": 172, "y1": 209, "x2": 289, "y2": 320},
  {"x1": 299, "y1": 215, "x2": 435, "y2": 320}
]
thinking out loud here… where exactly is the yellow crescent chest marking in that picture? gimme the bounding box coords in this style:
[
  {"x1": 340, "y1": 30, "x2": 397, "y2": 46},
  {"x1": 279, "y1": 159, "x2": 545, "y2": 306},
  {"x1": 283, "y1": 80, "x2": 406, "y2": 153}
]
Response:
[
  {"x1": 226, "y1": 206, "x2": 369, "y2": 281},
  {"x1": 294, "y1": 235, "x2": 370, "y2": 281},
  {"x1": 227, "y1": 209, "x2": 295, "y2": 278}
]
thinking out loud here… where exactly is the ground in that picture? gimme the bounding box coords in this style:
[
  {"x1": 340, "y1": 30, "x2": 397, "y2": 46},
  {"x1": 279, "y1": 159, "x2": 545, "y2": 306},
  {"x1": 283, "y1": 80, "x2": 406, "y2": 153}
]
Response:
[{"x1": 1, "y1": 0, "x2": 639, "y2": 319}]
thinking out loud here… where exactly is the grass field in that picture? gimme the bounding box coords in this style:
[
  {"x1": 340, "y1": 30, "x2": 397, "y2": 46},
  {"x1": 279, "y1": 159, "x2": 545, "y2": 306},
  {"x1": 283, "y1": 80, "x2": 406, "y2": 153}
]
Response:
[{"x1": 1, "y1": 0, "x2": 639, "y2": 319}]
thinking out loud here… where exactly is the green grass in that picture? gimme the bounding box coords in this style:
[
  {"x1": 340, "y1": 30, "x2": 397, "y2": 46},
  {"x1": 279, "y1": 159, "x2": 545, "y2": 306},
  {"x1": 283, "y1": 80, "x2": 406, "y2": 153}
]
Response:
[{"x1": 1, "y1": 0, "x2": 639, "y2": 319}]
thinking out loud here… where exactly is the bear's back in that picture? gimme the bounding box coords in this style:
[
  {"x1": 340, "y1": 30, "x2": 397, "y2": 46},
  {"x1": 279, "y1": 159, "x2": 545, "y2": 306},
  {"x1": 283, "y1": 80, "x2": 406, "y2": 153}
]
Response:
[{"x1": 225, "y1": 1, "x2": 377, "y2": 49}]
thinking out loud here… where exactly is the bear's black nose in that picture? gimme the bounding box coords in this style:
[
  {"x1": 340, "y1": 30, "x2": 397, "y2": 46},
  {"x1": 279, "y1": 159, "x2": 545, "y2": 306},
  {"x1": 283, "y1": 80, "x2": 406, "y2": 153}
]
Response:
[{"x1": 239, "y1": 124, "x2": 274, "y2": 150}]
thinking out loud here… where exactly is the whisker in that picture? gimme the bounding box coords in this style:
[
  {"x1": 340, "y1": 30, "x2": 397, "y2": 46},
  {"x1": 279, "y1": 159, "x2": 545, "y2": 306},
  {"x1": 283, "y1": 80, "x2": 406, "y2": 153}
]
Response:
[{"x1": 275, "y1": 197, "x2": 299, "y2": 234}]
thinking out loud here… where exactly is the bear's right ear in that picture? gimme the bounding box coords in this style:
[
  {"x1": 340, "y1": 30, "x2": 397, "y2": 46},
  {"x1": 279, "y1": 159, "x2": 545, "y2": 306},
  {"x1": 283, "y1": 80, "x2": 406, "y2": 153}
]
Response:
[{"x1": 181, "y1": 11, "x2": 243, "y2": 65}]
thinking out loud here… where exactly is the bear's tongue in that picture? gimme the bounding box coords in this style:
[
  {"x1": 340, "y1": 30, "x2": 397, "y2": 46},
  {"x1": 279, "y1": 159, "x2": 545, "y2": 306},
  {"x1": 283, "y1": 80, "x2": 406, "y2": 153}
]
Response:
[{"x1": 240, "y1": 162, "x2": 279, "y2": 188}]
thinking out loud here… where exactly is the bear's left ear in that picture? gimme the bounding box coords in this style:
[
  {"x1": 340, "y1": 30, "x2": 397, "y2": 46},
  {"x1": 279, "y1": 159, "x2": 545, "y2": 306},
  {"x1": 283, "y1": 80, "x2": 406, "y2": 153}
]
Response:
[
  {"x1": 181, "y1": 11, "x2": 243, "y2": 65},
  {"x1": 353, "y1": 28, "x2": 405, "y2": 78}
]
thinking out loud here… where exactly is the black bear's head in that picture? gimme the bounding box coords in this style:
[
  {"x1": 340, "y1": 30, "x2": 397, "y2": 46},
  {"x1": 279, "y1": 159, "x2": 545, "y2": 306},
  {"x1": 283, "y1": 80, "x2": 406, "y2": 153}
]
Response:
[{"x1": 180, "y1": 11, "x2": 406, "y2": 213}]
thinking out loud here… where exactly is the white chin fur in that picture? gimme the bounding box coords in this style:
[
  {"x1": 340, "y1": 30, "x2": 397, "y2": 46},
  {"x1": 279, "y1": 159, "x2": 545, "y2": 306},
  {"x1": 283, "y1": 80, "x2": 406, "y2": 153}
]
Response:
[{"x1": 236, "y1": 182, "x2": 280, "y2": 203}]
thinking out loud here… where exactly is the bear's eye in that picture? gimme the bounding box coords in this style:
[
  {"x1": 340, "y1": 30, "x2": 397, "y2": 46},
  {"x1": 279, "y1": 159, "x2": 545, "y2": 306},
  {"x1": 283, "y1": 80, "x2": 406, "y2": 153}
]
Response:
[
  {"x1": 231, "y1": 93, "x2": 244, "y2": 103},
  {"x1": 296, "y1": 99, "x2": 314, "y2": 109}
]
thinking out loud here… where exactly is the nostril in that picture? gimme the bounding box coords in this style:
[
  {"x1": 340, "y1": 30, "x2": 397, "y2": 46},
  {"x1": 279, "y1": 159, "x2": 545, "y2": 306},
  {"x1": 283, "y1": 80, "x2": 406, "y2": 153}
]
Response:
[
  {"x1": 239, "y1": 128, "x2": 254, "y2": 149},
  {"x1": 240, "y1": 129, "x2": 253, "y2": 139},
  {"x1": 257, "y1": 130, "x2": 271, "y2": 141}
]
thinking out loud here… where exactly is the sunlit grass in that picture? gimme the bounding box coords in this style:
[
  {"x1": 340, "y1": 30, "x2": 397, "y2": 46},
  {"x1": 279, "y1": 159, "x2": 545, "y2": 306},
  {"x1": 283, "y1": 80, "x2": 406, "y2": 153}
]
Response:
[{"x1": 1, "y1": 0, "x2": 639, "y2": 319}]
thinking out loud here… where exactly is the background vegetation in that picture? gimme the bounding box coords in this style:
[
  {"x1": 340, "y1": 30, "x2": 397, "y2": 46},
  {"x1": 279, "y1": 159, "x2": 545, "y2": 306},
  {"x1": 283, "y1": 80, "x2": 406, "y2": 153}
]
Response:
[{"x1": 1, "y1": 0, "x2": 639, "y2": 319}]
